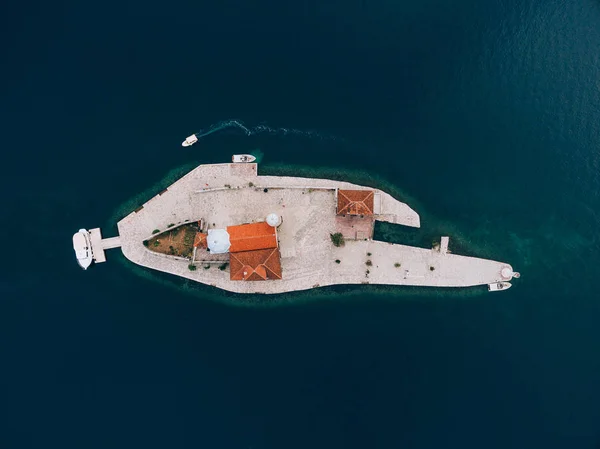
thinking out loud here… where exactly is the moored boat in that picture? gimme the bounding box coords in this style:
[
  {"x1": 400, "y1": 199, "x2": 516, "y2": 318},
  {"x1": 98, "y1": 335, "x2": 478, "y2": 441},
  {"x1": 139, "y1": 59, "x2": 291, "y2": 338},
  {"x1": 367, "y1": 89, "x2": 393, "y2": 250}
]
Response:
[
  {"x1": 232, "y1": 154, "x2": 256, "y2": 163},
  {"x1": 182, "y1": 134, "x2": 198, "y2": 147},
  {"x1": 73, "y1": 229, "x2": 93, "y2": 270},
  {"x1": 488, "y1": 282, "x2": 512, "y2": 292}
]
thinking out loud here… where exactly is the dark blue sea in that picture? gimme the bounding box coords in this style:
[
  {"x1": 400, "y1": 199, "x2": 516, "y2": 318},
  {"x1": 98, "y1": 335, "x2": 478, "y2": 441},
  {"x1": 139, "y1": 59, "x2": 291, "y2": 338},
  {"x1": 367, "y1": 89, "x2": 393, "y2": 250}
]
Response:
[{"x1": 2, "y1": 0, "x2": 600, "y2": 447}]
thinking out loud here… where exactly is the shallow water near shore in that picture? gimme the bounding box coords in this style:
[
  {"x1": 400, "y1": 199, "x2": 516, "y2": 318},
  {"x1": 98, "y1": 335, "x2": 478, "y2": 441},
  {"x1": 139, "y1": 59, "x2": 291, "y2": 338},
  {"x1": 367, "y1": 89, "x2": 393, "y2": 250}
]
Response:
[{"x1": 3, "y1": 0, "x2": 600, "y2": 447}]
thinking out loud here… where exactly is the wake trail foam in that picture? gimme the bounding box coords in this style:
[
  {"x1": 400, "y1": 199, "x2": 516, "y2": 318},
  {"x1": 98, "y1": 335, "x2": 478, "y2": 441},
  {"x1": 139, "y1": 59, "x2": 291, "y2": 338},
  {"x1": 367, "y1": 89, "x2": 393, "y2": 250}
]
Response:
[{"x1": 193, "y1": 120, "x2": 337, "y2": 141}]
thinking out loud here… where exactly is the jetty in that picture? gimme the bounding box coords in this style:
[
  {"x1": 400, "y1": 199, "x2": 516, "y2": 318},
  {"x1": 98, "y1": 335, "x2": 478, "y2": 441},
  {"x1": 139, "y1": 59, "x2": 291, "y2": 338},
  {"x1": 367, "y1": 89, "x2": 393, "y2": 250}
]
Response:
[
  {"x1": 76, "y1": 161, "x2": 519, "y2": 294},
  {"x1": 88, "y1": 228, "x2": 121, "y2": 263}
]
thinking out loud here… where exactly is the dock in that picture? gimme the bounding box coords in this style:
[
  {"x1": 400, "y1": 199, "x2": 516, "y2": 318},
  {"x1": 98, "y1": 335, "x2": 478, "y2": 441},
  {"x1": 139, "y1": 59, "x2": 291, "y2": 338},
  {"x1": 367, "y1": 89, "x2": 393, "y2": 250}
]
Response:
[
  {"x1": 440, "y1": 236, "x2": 449, "y2": 255},
  {"x1": 89, "y1": 228, "x2": 121, "y2": 264}
]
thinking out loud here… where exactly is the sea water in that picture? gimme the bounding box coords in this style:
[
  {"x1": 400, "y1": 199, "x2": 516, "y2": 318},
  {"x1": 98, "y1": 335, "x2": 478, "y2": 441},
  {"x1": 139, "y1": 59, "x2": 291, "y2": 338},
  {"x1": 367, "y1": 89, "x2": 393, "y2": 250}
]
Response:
[{"x1": 2, "y1": 0, "x2": 600, "y2": 447}]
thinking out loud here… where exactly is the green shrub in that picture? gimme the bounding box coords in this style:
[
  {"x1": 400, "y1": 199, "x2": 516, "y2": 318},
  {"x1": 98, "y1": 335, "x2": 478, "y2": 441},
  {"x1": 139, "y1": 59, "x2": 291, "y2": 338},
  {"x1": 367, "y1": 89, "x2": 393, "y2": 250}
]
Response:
[
  {"x1": 335, "y1": 259, "x2": 341, "y2": 264},
  {"x1": 153, "y1": 240, "x2": 160, "y2": 247},
  {"x1": 367, "y1": 252, "x2": 372, "y2": 256},
  {"x1": 366, "y1": 260, "x2": 372, "y2": 266},
  {"x1": 152, "y1": 229, "x2": 160, "y2": 234},
  {"x1": 330, "y1": 233, "x2": 345, "y2": 247},
  {"x1": 204, "y1": 265, "x2": 210, "y2": 270},
  {"x1": 143, "y1": 240, "x2": 149, "y2": 247},
  {"x1": 394, "y1": 262, "x2": 401, "y2": 268},
  {"x1": 167, "y1": 223, "x2": 175, "y2": 228},
  {"x1": 248, "y1": 182, "x2": 254, "y2": 187},
  {"x1": 219, "y1": 263, "x2": 228, "y2": 271},
  {"x1": 188, "y1": 264, "x2": 197, "y2": 271}
]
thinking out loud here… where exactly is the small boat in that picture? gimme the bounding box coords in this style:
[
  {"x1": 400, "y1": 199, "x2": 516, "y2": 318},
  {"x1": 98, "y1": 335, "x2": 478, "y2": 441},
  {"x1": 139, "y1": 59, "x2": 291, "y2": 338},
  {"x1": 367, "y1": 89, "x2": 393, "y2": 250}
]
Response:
[
  {"x1": 232, "y1": 154, "x2": 256, "y2": 163},
  {"x1": 181, "y1": 134, "x2": 198, "y2": 147},
  {"x1": 488, "y1": 282, "x2": 512, "y2": 292},
  {"x1": 73, "y1": 229, "x2": 93, "y2": 270}
]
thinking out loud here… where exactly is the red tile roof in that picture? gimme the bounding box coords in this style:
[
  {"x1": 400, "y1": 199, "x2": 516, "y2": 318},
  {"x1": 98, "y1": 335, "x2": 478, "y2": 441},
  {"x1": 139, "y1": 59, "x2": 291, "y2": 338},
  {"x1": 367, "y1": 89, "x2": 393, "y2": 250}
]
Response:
[
  {"x1": 337, "y1": 190, "x2": 375, "y2": 216},
  {"x1": 227, "y1": 222, "x2": 278, "y2": 253},
  {"x1": 193, "y1": 232, "x2": 207, "y2": 248},
  {"x1": 229, "y1": 248, "x2": 282, "y2": 281}
]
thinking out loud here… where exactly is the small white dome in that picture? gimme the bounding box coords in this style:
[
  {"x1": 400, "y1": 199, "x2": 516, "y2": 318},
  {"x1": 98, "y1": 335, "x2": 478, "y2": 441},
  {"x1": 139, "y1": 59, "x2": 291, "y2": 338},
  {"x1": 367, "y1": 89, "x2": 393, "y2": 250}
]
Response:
[
  {"x1": 501, "y1": 267, "x2": 513, "y2": 279},
  {"x1": 207, "y1": 229, "x2": 231, "y2": 254},
  {"x1": 266, "y1": 213, "x2": 281, "y2": 227}
]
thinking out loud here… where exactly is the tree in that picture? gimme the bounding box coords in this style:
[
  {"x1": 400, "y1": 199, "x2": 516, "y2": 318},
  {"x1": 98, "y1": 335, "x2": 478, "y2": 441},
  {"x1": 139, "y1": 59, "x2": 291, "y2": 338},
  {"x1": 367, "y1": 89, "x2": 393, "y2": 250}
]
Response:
[{"x1": 330, "y1": 233, "x2": 345, "y2": 247}]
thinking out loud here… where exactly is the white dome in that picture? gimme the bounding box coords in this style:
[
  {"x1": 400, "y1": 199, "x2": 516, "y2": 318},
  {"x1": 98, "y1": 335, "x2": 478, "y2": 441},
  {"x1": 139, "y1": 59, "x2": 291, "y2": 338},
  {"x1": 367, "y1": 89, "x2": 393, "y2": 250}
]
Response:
[
  {"x1": 207, "y1": 229, "x2": 231, "y2": 254},
  {"x1": 501, "y1": 267, "x2": 513, "y2": 279},
  {"x1": 266, "y1": 213, "x2": 281, "y2": 227}
]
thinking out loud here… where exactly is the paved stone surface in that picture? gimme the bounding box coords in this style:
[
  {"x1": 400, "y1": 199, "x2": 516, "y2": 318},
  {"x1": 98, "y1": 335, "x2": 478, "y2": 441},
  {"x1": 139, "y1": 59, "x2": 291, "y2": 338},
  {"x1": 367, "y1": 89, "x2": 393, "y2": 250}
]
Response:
[
  {"x1": 90, "y1": 229, "x2": 121, "y2": 263},
  {"x1": 113, "y1": 162, "x2": 516, "y2": 294},
  {"x1": 440, "y1": 236, "x2": 449, "y2": 255},
  {"x1": 101, "y1": 236, "x2": 121, "y2": 250}
]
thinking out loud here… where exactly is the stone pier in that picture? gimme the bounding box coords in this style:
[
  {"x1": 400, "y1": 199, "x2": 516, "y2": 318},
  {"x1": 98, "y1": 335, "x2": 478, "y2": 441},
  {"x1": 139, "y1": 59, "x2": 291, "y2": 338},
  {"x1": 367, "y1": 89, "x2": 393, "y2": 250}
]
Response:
[{"x1": 89, "y1": 228, "x2": 121, "y2": 264}]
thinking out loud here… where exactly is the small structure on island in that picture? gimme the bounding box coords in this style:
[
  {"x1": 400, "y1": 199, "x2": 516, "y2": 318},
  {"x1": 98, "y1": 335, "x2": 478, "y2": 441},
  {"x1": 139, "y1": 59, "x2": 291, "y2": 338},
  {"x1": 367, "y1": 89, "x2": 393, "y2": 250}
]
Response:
[
  {"x1": 194, "y1": 221, "x2": 282, "y2": 281},
  {"x1": 501, "y1": 266, "x2": 520, "y2": 279},
  {"x1": 226, "y1": 221, "x2": 281, "y2": 281},
  {"x1": 335, "y1": 190, "x2": 376, "y2": 241},
  {"x1": 202, "y1": 222, "x2": 280, "y2": 255},
  {"x1": 337, "y1": 190, "x2": 375, "y2": 216},
  {"x1": 266, "y1": 213, "x2": 281, "y2": 227},
  {"x1": 230, "y1": 248, "x2": 282, "y2": 281},
  {"x1": 192, "y1": 231, "x2": 208, "y2": 261},
  {"x1": 193, "y1": 232, "x2": 208, "y2": 249},
  {"x1": 207, "y1": 229, "x2": 231, "y2": 254},
  {"x1": 227, "y1": 222, "x2": 278, "y2": 253}
]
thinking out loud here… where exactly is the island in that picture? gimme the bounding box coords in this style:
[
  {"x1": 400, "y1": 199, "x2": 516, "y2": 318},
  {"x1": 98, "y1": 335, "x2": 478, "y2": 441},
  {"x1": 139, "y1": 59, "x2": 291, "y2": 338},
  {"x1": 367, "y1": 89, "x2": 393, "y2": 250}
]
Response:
[{"x1": 73, "y1": 161, "x2": 520, "y2": 293}]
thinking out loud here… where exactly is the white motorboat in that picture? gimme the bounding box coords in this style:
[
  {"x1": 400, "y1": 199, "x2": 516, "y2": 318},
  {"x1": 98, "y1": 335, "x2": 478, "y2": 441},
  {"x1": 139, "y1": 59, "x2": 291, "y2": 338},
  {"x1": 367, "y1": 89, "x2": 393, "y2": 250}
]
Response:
[
  {"x1": 182, "y1": 134, "x2": 198, "y2": 147},
  {"x1": 488, "y1": 282, "x2": 512, "y2": 292},
  {"x1": 232, "y1": 154, "x2": 256, "y2": 163},
  {"x1": 73, "y1": 229, "x2": 93, "y2": 270}
]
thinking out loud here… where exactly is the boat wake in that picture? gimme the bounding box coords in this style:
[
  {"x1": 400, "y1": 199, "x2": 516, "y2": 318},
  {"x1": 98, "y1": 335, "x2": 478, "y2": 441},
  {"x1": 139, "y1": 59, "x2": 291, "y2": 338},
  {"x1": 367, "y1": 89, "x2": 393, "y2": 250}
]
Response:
[{"x1": 192, "y1": 119, "x2": 338, "y2": 141}]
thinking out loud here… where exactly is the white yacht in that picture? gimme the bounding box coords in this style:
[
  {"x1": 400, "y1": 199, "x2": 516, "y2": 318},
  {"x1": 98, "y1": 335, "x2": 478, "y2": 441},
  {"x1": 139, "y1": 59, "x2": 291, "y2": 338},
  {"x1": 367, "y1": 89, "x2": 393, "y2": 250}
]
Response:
[
  {"x1": 181, "y1": 134, "x2": 198, "y2": 147},
  {"x1": 73, "y1": 229, "x2": 93, "y2": 270},
  {"x1": 232, "y1": 154, "x2": 256, "y2": 163},
  {"x1": 488, "y1": 282, "x2": 512, "y2": 292}
]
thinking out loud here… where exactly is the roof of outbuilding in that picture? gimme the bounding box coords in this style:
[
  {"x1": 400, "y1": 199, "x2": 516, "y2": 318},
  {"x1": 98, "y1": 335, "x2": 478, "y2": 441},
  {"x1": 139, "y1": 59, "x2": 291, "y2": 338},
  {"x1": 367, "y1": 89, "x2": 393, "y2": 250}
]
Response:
[
  {"x1": 337, "y1": 190, "x2": 375, "y2": 215},
  {"x1": 193, "y1": 232, "x2": 207, "y2": 248}
]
